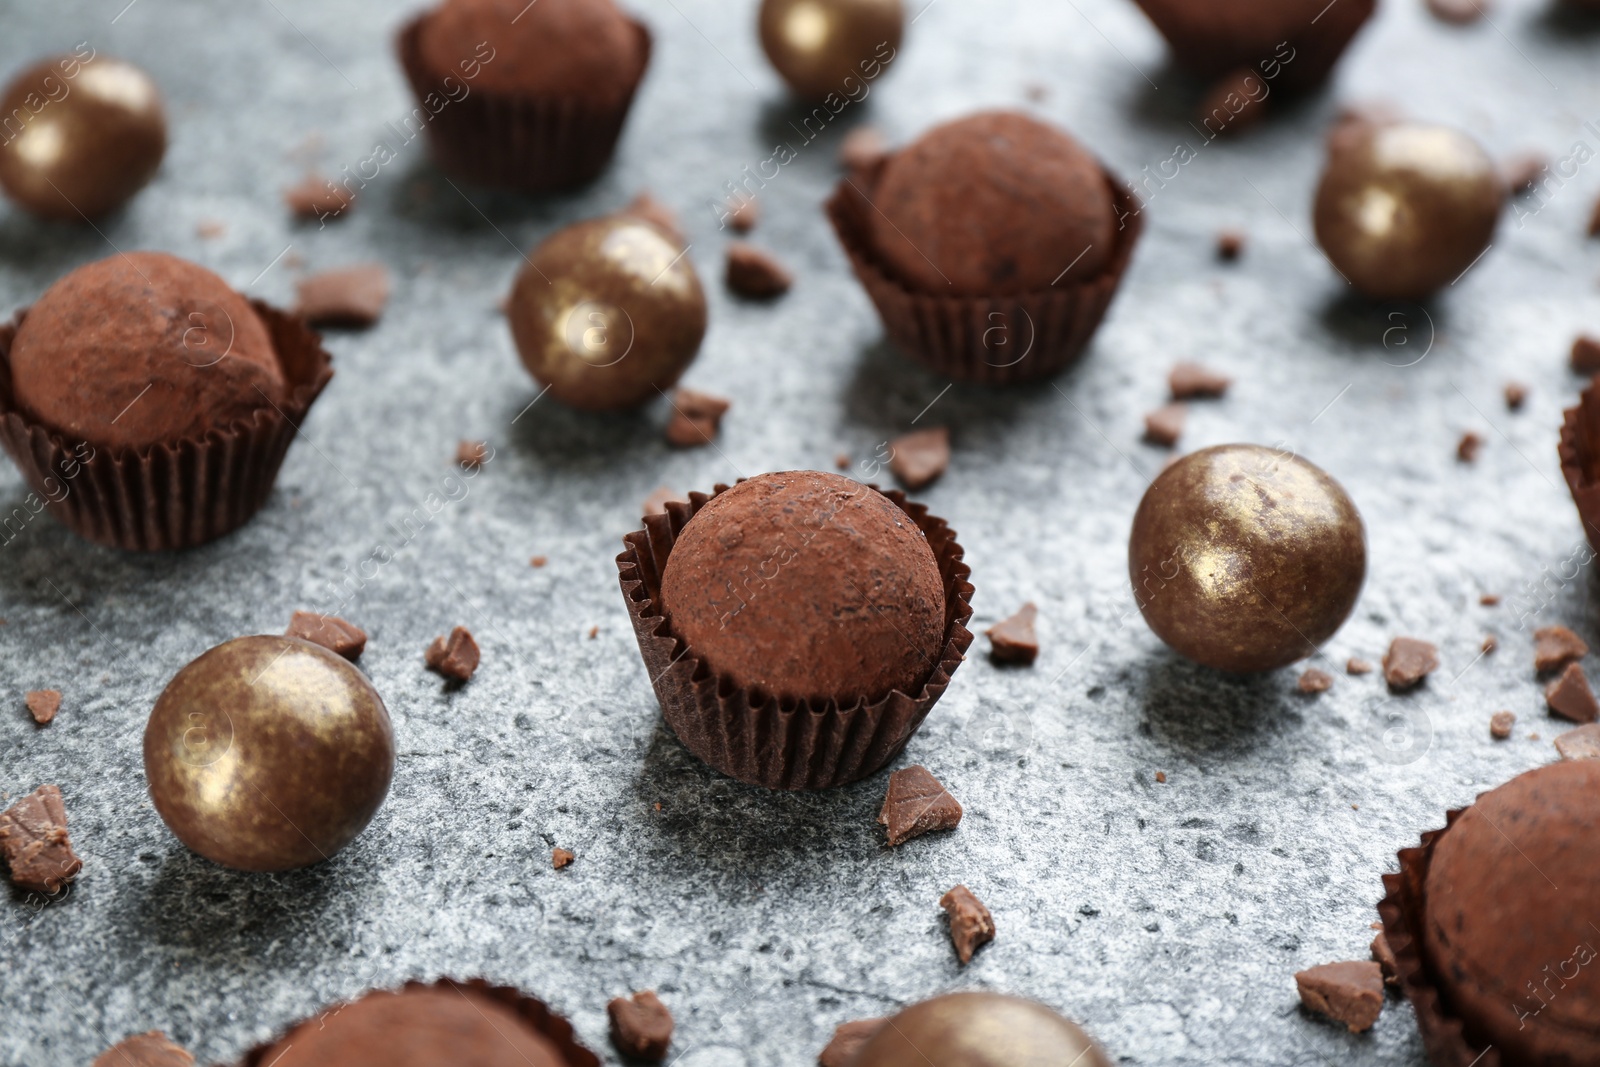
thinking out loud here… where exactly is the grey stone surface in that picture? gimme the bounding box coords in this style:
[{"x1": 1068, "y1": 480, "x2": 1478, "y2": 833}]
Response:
[{"x1": 2, "y1": 0, "x2": 1598, "y2": 1064}]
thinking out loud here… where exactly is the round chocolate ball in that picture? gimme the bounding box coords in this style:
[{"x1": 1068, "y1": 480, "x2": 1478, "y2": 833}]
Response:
[
  {"x1": 144, "y1": 635, "x2": 394, "y2": 872},
  {"x1": 758, "y1": 0, "x2": 903, "y2": 100},
  {"x1": 868, "y1": 111, "x2": 1115, "y2": 296},
  {"x1": 0, "y1": 54, "x2": 166, "y2": 220},
  {"x1": 417, "y1": 0, "x2": 642, "y2": 103},
  {"x1": 1314, "y1": 121, "x2": 1503, "y2": 301},
  {"x1": 1128, "y1": 444, "x2": 1365, "y2": 673},
  {"x1": 9, "y1": 251, "x2": 284, "y2": 453},
  {"x1": 1418, "y1": 760, "x2": 1600, "y2": 1064},
  {"x1": 659, "y1": 471, "x2": 945, "y2": 705},
  {"x1": 854, "y1": 992, "x2": 1112, "y2": 1067}
]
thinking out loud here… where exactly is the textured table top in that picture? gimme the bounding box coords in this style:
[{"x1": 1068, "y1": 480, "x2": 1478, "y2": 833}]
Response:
[{"x1": 3, "y1": 1, "x2": 1598, "y2": 1065}]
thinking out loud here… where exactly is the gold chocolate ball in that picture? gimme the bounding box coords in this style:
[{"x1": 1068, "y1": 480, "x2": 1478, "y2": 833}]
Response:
[
  {"x1": 0, "y1": 53, "x2": 166, "y2": 220},
  {"x1": 508, "y1": 216, "x2": 707, "y2": 412},
  {"x1": 854, "y1": 993, "x2": 1112, "y2": 1067},
  {"x1": 1129, "y1": 444, "x2": 1365, "y2": 674},
  {"x1": 143, "y1": 636, "x2": 395, "y2": 872},
  {"x1": 1313, "y1": 121, "x2": 1502, "y2": 301},
  {"x1": 758, "y1": 0, "x2": 904, "y2": 100}
]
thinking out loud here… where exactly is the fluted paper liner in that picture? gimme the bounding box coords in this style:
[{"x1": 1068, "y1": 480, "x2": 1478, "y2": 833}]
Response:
[
  {"x1": 1560, "y1": 378, "x2": 1600, "y2": 554},
  {"x1": 616, "y1": 483, "x2": 974, "y2": 791},
  {"x1": 237, "y1": 978, "x2": 598, "y2": 1067},
  {"x1": 826, "y1": 156, "x2": 1143, "y2": 385},
  {"x1": 397, "y1": 14, "x2": 651, "y2": 194},
  {"x1": 0, "y1": 301, "x2": 332, "y2": 551}
]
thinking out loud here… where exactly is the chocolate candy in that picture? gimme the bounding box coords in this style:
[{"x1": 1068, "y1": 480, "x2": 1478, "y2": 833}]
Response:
[
  {"x1": 1131, "y1": 0, "x2": 1374, "y2": 93},
  {"x1": 758, "y1": 0, "x2": 903, "y2": 99},
  {"x1": 852, "y1": 992, "x2": 1111, "y2": 1067},
  {"x1": 417, "y1": 0, "x2": 642, "y2": 102}
]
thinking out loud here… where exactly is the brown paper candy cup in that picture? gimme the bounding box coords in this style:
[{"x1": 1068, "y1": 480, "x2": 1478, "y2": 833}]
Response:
[
  {"x1": 1560, "y1": 378, "x2": 1600, "y2": 553},
  {"x1": 0, "y1": 301, "x2": 333, "y2": 551},
  {"x1": 616, "y1": 482, "x2": 974, "y2": 791},
  {"x1": 397, "y1": 14, "x2": 651, "y2": 194},
  {"x1": 825, "y1": 159, "x2": 1143, "y2": 385},
  {"x1": 237, "y1": 978, "x2": 599, "y2": 1067}
]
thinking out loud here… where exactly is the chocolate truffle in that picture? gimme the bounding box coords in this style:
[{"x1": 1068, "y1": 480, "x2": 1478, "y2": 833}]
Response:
[
  {"x1": 658, "y1": 471, "x2": 945, "y2": 705},
  {"x1": 1314, "y1": 122, "x2": 1503, "y2": 301},
  {"x1": 8, "y1": 252, "x2": 283, "y2": 452},
  {"x1": 1131, "y1": 0, "x2": 1375, "y2": 94},
  {"x1": 1129, "y1": 444, "x2": 1365, "y2": 673},
  {"x1": 509, "y1": 216, "x2": 706, "y2": 411},
  {"x1": 758, "y1": 0, "x2": 903, "y2": 100},
  {"x1": 868, "y1": 111, "x2": 1115, "y2": 296},
  {"x1": 852, "y1": 992, "x2": 1112, "y2": 1067},
  {"x1": 143, "y1": 635, "x2": 394, "y2": 872},
  {"x1": 417, "y1": 0, "x2": 643, "y2": 104},
  {"x1": 0, "y1": 53, "x2": 166, "y2": 220}
]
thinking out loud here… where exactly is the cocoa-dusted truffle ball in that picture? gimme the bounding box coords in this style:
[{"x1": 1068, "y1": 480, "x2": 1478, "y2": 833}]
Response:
[
  {"x1": 1132, "y1": 0, "x2": 1374, "y2": 93},
  {"x1": 1314, "y1": 121, "x2": 1503, "y2": 301},
  {"x1": 868, "y1": 111, "x2": 1115, "y2": 296},
  {"x1": 853, "y1": 992, "x2": 1112, "y2": 1067},
  {"x1": 1129, "y1": 444, "x2": 1365, "y2": 673},
  {"x1": 144, "y1": 636, "x2": 394, "y2": 872},
  {"x1": 417, "y1": 0, "x2": 643, "y2": 102},
  {"x1": 758, "y1": 0, "x2": 904, "y2": 100},
  {"x1": 1416, "y1": 760, "x2": 1600, "y2": 1064},
  {"x1": 659, "y1": 471, "x2": 945, "y2": 705},
  {"x1": 9, "y1": 252, "x2": 283, "y2": 452},
  {"x1": 0, "y1": 54, "x2": 166, "y2": 220}
]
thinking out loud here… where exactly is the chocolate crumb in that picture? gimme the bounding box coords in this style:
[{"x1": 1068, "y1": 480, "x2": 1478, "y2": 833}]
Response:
[
  {"x1": 24, "y1": 690, "x2": 60, "y2": 725},
  {"x1": 1534, "y1": 625, "x2": 1588, "y2": 673},
  {"x1": 285, "y1": 612, "x2": 367, "y2": 662},
  {"x1": 878, "y1": 766, "x2": 963, "y2": 847},
  {"x1": 1155, "y1": 771, "x2": 1167, "y2": 783},
  {"x1": 1481, "y1": 634, "x2": 1497, "y2": 655},
  {"x1": 530, "y1": 556, "x2": 548, "y2": 568},
  {"x1": 1571, "y1": 334, "x2": 1600, "y2": 373},
  {"x1": 1500, "y1": 151, "x2": 1547, "y2": 195},
  {"x1": 1298, "y1": 668, "x2": 1334, "y2": 694},
  {"x1": 818, "y1": 1019, "x2": 885, "y2": 1067},
  {"x1": 1480, "y1": 593, "x2": 1501, "y2": 606},
  {"x1": 294, "y1": 263, "x2": 390, "y2": 328},
  {"x1": 1295, "y1": 961, "x2": 1385, "y2": 1033},
  {"x1": 725, "y1": 242, "x2": 792, "y2": 298},
  {"x1": 0, "y1": 785, "x2": 82, "y2": 894},
  {"x1": 1383, "y1": 637, "x2": 1439, "y2": 691},
  {"x1": 552, "y1": 847, "x2": 575, "y2": 869},
  {"x1": 727, "y1": 195, "x2": 759, "y2": 233},
  {"x1": 1456, "y1": 431, "x2": 1483, "y2": 463},
  {"x1": 1490, "y1": 710, "x2": 1516, "y2": 740},
  {"x1": 588, "y1": 625, "x2": 599, "y2": 640},
  {"x1": 838, "y1": 126, "x2": 888, "y2": 170},
  {"x1": 92, "y1": 1032, "x2": 194, "y2": 1067},
  {"x1": 889, "y1": 426, "x2": 950, "y2": 490},
  {"x1": 1216, "y1": 230, "x2": 1246, "y2": 261},
  {"x1": 1347, "y1": 658, "x2": 1373, "y2": 675},
  {"x1": 608, "y1": 990, "x2": 673, "y2": 1062},
  {"x1": 456, "y1": 440, "x2": 489, "y2": 470},
  {"x1": 1531, "y1": 732, "x2": 1542, "y2": 741},
  {"x1": 642, "y1": 487, "x2": 686, "y2": 517},
  {"x1": 1370, "y1": 934, "x2": 1400, "y2": 986},
  {"x1": 1503, "y1": 382, "x2": 1528, "y2": 411},
  {"x1": 665, "y1": 387, "x2": 732, "y2": 448},
  {"x1": 283, "y1": 172, "x2": 353, "y2": 221},
  {"x1": 834, "y1": 452, "x2": 851, "y2": 470},
  {"x1": 1425, "y1": 0, "x2": 1486, "y2": 24},
  {"x1": 1589, "y1": 195, "x2": 1600, "y2": 238},
  {"x1": 939, "y1": 884, "x2": 995, "y2": 965},
  {"x1": 1143, "y1": 403, "x2": 1186, "y2": 447},
  {"x1": 195, "y1": 219, "x2": 226, "y2": 241},
  {"x1": 1546, "y1": 662, "x2": 1600, "y2": 723},
  {"x1": 425, "y1": 627, "x2": 479, "y2": 683},
  {"x1": 987, "y1": 603, "x2": 1039, "y2": 665},
  {"x1": 1554, "y1": 722, "x2": 1600, "y2": 760},
  {"x1": 623, "y1": 191, "x2": 684, "y2": 245},
  {"x1": 1169, "y1": 361, "x2": 1232, "y2": 400}
]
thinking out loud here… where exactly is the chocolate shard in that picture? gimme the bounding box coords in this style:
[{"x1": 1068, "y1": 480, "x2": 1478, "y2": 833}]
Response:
[
  {"x1": 456, "y1": 440, "x2": 489, "y2": 471},
  {"x1": 552, "y1": 847, "x2": 575, "y2": 869},
  {"x1": 725, "y1": 242, "x2": 792, "y2": 298},
  {"x1": 92, "y1": 1032, "x2": 194, "y2": 1067},
  {"x1": 0, "y1": 785, "x2": 82, "y2": 894},
  {"x1": 1545, "y1": 662, "x2": 1600, "y2": 723},
  {"x1": 425, "y1": 626, "x2": 480, "y2": 683},
  {"x1": 1503, "y1": 382, "x2": 1528, "y2": 411},
  {"x1": 1346, "y1": 658, "x2": 1373, "y2": 675},
  {"x1": 293, "y1": 263, "x2": 390, "y2": 328},
  {"x1": 608, "y1": 990, "x2": 673, "y2": 1062},
  {"x1": 1456, "y1": 431, "x2": 1483, "y2": 463},
  {"x1": 1369, "y1": 934, "x2": 1400, "y2": 987},
  {"x1": 1295, "y1": 960, "x2": 1385, "y2": 1033},
  {"x1": 1382, "y1": 637, "x2": 1439, "y2": 691},
  {"x1": 1143, "y1": 402, "x2": 1185, "y2": 447},
  {"x1": 1490, "y1": 710, "x2": 1516, "y2": 740},
  {"x1": 285, "y1": 611, "x2": 367, "y2": 662},
  {"x1": 987, "y1": 602, "x2": 1039, "y2": 665},
  {"x1": 664, "y1": 388, "x2": 732, "y2": 448},
  {"x1": 1298, "y1": 668, "x2": 1333, "y2": 694},
  {"x1": 1534, "y1": 624, "x2": 1588, "y2": 674},
  {"x1": 878, "y1": 766, "x2": 963, "y2": 847},
  {"x1": 818, "y1": 1019, "x2": 886, "y2": 1067},
  {"x1": 939, "y1": 884, "x2": 995, "y2": 965},
  {"x1": 889, "y1": 426, "x2": 951, "y2": 491},
  {"x1": 25, "y1": 689, "x2": 61, "y2": 725},
  {"x1": 1554, "y1": 722, "x2": 1600, "y2": 760},
  {"x1": 1169, "y1": 361, "x2": 1232, "y2": 400}
]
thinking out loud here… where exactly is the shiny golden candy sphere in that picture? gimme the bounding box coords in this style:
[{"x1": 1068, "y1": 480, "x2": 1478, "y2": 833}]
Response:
[
  {"x1": 853, "y1": 993, "x2": 1112, "y2": 1067},
  {"x1": 1314, "y1": 121, "x2": 1502, "y2": 301},
  {"x1": 508, "y1": 216, "x2": 707, "y2": 412},
  {"x1": 758, "y1": 0, "x2": 904, "y2": 99},
  {"x1": 143, "y1": 635, "x2": 395, "y2": 872},
  {"x1": 0, "y1": 53, "x2": 167, "y2": 220},
  {"x1": 1129, "y1": 444, "x2": 1366, "y2": 674}
]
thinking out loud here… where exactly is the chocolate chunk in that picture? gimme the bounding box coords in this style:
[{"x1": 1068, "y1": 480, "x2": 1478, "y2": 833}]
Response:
[
  {"x1": 818, "y1": 1019, "x2": 886, "y2": 1067},
  {"x1": 1571, "y1": 334, "x2": 1600, "y2": 373},
  {"x1": 1554, "y1": 722, "x2": 1600, "y2": 760},
  {"x1": 456, "y1": 440, "x2": 489, "y2": 471},
  {"x1": 587, "y1": 625, "x2": 599, "y2": 640},
  {"x1": 1383, "y1": 637, "x2": 1439, "y2": 691},
  {"x1": 1590, "y1": 195, "x2": 1600, "y2": 238},
  {"x1": 1216, "y1": 230, "x2": 1245, "y2": 261},
  {"x1": 1490, "y1": 710, "x2": 1516, "y2": 740},
  {"x1": 939, "y1": 884, "x2": 995, "y2": 965},
  {"x1": 24, "y1": 689, "x2": 61, "y2": 725},
  {"x1": 425, "y1": 626, "x2": 480, "y2": 682},
  {"x1": 1480, "y1": 593, "x2": 1501, "y2": 606},
  {"x1": 838, "y1": 126, "x2": 888, "y2": 171},
  {"x1": 1169, "y1": 361, "x2": 1232, "y2": 400},
  {"x1": 92, "y1": 1032, "x2": 194, "y2": 1067},
  {"x1": 1298, "y1": 668, "x2": 1333, "y2": 694},
  {"x1": 1546, "y1": 662, "x2": 1600, "y2": 723},
  {"x1": 285, "y1": 612, "x2": 367, "y2": 662},
  {"x1": 642, "y1": 487, "x2": 686, "y2": 517},
  {"x1": 664, "y1": 387, "x2": 732, "y2": 448},
  {"x1": 1481, "y1": 633, "x2": 1497, "y2": 655},
  {"x1": 987, "y1": 603, "x2": 1039, "y2": 664},
  {"x1": 1295, "y1": 961, "x2": 1385, "y2": 1033},
  {"x1": 530, "y1": 556, "x2": 548, "y2": 568},
  {"x1": 552, "y1": 847, "x2": 575, "y2": 869},
  {"x1": 878, "y1": 765, "x2": 963, "y2": 847},
  {"x1": 283, "y1": 172, "x2": 353, "y2": 221},
  {"x1": 1370, "y1": 934, "x2": 1399, "y2": 986},
  {"x1": 1155, "y1": 770, "x2": 1167, "y2": 783},
  {"x1": 1456, "y1": 431, "x2": 1483, "y2": 463},
  {"x1": 1143, "y1": 402, "x2": 1186, "y2": 447},
  {"x1": 725, "y1": 242, "x2": 792, "y2": 298},
  {"x1": 294, "y1": 263, "x2": 390, "y2": 328},
  {"x1": 889, "y1": 426, "x2": 950, "y2": 491},
  {"x1": 1500, "y1": 151, "x2": 1547, "y2": 195},
  {"x1": 622, "y1": 191, "x2": 684, "y2": 245},
  {"x1": 834, "y1": 452, "x2": 851, "y2": 470},
  {"x1": 607, "y1": 990, "x2": 673, "y2": 1062},
  {"x1": 1426, "y1": 0, "x2": 1486, "y2": 24},
  {"x1": 1534, "y1": 625, "x2": 1588, "y2": 673},
  {"x1": 1503, "y1": 382, "x2": 1528, "y2": 410},
  {"x1": 727, "y1": 195, "x2": 758, "y2": 233},
  {"x1": 0, "y1": 785, "x2": 82, "y2": 894},
  {"x1": 1346, "y1": 658, "x2": 1373, "y2": 675}
]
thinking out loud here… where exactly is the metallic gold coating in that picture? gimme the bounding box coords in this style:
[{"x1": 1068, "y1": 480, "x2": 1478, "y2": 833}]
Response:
[
  {"x1": 143, "y1": 635, "x2": 394, "y2": 872},
  {"x1": 853, "y1": 992, "x2": 1112, "y2": 1067},
  {"x1": 1128, "y1": 443, "x2": 1366, "y2": 673},
  {"x1": 758, "y1": 0, "x2": 904, "y2": 99},
  {"x1": 508, "y1": 216, "x2": 707, "y2": 412}
]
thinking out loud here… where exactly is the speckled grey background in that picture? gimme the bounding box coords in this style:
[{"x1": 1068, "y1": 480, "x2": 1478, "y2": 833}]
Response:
[{"x1": 3, "y1": 0, "x2": 1599, "y2": 1064}]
